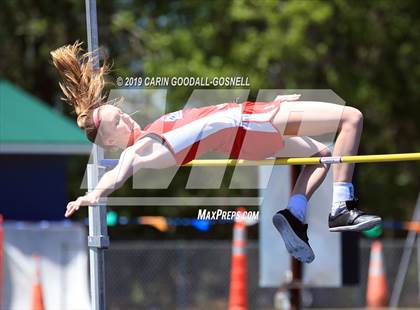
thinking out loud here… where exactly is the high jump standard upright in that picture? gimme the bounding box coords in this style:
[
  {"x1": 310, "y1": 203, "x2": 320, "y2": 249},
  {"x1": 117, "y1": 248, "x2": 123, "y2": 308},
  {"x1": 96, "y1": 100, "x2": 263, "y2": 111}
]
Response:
[{"x1": 85, "y1": 1, "x2": 109, "y2": 310}]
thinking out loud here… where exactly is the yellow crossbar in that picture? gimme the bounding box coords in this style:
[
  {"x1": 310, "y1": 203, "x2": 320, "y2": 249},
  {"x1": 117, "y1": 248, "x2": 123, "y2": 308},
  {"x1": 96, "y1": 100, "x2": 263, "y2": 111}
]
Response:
[{"x1": 183, "y1": 152, "x2": 420, "y2": 166}]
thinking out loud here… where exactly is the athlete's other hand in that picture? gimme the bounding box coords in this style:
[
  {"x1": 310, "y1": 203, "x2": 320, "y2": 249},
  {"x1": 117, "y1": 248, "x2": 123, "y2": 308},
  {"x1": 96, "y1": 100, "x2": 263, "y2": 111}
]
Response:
[
  {"x1": 65, "y1": 193, "x2": 99, "y2": 217},
  {"x1": 274, "y1": 94, "x2": 301, "y2": 102}
]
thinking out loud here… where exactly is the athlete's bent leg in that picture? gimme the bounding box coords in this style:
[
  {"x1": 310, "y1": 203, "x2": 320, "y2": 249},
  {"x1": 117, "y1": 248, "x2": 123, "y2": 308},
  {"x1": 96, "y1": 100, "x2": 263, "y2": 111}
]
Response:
[
  {"x1": 274, "y1": 136, "x2": 331, "y2": 199},
  {"x1": 272, "y1": 136, "x2": 330, "y2": 264},
  {"x1": 272, "y1": 101, "x2": 362, "y2": 183},
  {"x1": 272, "y1": 101, "x2": 381, "y2": 233}
]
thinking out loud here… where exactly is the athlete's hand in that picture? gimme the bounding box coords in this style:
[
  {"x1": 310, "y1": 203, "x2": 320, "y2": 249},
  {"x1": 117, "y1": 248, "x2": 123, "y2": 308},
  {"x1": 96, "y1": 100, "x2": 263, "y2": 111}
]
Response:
[
  {"x1": 274, "y1": 94, "x2": 301, "y2": 102},
  {"x1": 65, "y1": 193, "x2": 99, "y2": 217}
]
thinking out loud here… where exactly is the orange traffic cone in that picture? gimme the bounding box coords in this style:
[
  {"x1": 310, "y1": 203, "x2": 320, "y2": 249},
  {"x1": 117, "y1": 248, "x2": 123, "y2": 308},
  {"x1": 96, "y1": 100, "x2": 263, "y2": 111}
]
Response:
[
  {"x1": 31, "y1": 254, "x2": 44, "y2": 310},
  {"x1": 366, "y1": 241, "x2": 388, "y2": 308},
  {"x1": 228, "y1": 207, "x2": 248, "y2": 310}
]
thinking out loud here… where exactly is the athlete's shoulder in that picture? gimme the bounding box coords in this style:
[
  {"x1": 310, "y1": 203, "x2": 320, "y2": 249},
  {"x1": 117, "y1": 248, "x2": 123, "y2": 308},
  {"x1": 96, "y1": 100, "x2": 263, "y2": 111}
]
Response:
[{"x1": 130, "y1": 135, "x2": 154, "y2": 152}]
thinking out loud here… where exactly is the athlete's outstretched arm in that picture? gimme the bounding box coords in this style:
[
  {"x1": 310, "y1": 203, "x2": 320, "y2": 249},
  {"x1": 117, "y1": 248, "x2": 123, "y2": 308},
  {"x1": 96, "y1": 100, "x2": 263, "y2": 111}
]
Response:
[{"x1": 65, "y1": 138, "x2": 176, "y2": 217}]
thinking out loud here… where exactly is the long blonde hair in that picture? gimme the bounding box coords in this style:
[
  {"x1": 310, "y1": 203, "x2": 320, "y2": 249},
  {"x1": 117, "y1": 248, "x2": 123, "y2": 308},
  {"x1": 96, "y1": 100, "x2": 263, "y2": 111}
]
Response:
[{"x1": 50, "y1": 41, "x2": 109, "y2": 143}]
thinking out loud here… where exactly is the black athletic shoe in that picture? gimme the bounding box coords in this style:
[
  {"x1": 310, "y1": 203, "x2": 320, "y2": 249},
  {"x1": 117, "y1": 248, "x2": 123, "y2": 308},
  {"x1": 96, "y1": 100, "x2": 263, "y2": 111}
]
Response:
[
  {"x1": 328, "y1": 200, "x2": 382, "y2": 232},
  {"x1": 272, "y1": 209, "x2": 315, "y2": 263}
]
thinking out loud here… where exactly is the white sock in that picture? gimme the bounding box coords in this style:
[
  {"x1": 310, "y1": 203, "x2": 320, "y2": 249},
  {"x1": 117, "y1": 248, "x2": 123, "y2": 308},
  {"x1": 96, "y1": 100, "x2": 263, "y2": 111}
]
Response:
[
  {"x1": 331, "y1": 182, "x2": 354, "y2": 216},
  {"x1": 287, "y1": 194, "x2": 308, "y2": 223}
]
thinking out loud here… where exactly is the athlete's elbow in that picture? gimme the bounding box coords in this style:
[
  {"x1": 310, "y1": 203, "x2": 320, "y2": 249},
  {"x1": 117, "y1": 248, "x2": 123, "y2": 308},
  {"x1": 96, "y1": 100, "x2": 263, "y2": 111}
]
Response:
[
  {"x1": 115, "y1": 170, "x2": 132, "y2": 188},
  {"x1": 111, "y1": 168, "x2": 131, "y2": 189},
  {"x1": 114, "y1": 177, "x2": 125, "y2": 189},
  {"x1": 148, "y1": 158, "x2": 176, "y2": 169}
]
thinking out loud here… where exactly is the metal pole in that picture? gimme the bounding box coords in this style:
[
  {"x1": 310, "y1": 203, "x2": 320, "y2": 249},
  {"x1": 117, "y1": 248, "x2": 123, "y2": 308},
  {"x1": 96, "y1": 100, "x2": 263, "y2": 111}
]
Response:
[
  {"x1": 183, "y1": 152, "x2": 420, "y2": 166},
  {"x1": 417, "y1": 236, "x2": 420, "y2": 301},
  {"x1": 389, "y1": 192, "x2": 420, "y2": 308},
  {"x1": 289, "y1": 166, "x2": 302, "y2": 310},
  {"x1": 100, "y1": 152, "x2": 420, "y2": 169},
  {"x1": 85, "y1": 1, "x2": 109, "y2": 310}
]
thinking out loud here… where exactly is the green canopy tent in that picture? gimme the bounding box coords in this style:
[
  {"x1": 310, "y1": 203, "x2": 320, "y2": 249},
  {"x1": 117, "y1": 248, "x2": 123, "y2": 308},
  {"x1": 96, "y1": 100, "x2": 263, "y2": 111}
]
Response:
[
  {"x1": 0, "y1": 80, "x2": 90, "y2": 154},
  {"x1": 0, "y1": 80, "x2": 91, "y2": 220}
]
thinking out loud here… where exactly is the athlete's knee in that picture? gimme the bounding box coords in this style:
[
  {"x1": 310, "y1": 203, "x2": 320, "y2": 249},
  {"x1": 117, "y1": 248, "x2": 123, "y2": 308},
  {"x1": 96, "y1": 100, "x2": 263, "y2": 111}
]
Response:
[
  {"x1": 343, "y1": 106, "x2": 363, "y2": 128},
  {"x1": 315, "y1": 146, "x2": 331, "y2": 158}
]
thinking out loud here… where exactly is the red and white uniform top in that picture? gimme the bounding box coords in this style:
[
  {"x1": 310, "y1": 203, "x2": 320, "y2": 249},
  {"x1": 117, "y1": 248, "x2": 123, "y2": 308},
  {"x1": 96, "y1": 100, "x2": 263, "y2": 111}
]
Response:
[{"x1": 133, "y1": 101, "x2": 284, "y2": 165}]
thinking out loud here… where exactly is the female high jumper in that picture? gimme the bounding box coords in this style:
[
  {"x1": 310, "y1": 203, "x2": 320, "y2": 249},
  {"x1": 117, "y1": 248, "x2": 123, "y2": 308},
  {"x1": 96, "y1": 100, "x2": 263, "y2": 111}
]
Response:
[{"x1": 51, "y1": 42, "x2": 381, "y2": 263}]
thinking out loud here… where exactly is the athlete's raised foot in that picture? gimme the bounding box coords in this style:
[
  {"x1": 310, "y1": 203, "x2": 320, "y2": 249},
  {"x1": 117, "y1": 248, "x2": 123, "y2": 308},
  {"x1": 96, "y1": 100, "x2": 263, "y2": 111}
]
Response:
[
  {"x1": 328, "y1": 200, "x2": 382, "y2": 232},
  {"x1": 272, "y1": 209, "x2": 315, "y2": 264}
]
